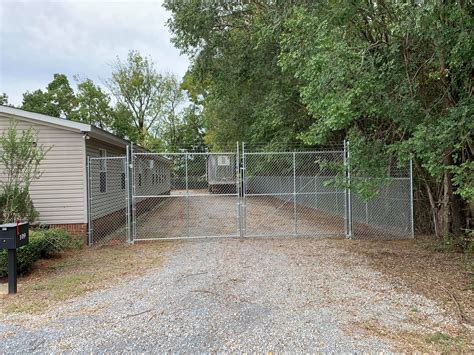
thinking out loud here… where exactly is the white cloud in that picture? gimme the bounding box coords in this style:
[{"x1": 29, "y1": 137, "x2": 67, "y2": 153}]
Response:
[{"x1": 0, "y1": 0, "x2": 189, "y2": 105}]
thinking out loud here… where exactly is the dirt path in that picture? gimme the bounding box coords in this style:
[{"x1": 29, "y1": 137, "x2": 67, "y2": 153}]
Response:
[{"x1": 0, "y1": 237, "x2": 464, "y2": 353}]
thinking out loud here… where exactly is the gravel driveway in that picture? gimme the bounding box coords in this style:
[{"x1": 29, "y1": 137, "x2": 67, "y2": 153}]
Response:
[{"x1": 0, "y1": 238, "x2": 455, "y2": 352}]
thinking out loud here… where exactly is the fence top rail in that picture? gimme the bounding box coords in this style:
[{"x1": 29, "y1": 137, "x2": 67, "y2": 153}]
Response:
[
  {"x1": 134, "y1": 193, "x2": 239, "y2": 198},
  {"x1": 134, "y1": 151, "x2": 236, "y2": 156},
  {"x1": 244, "y1": 150, "x2": 344, "y2": 155},
  {"x1": 89, "y1": 156, "x2": 126, "y2": 160}
]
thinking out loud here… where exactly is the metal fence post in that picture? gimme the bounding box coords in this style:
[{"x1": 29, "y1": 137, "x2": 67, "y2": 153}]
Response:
[
  {"x1": 293, "y1": 151, "x2": 297, "y2": 236},
  {"x1": 86, "y1": 156, "x2": 93, "y2": 246},
  {"x1": 346, "y1": 142, "x2": 352, "y2": 239},
  {"x1": 409, "y1": 159, "x2": 414, "y2": 238},
  {"x1": 126, "y1": 145, "x2": 132, "y2": 244},
  {"x1": 242, "y1": 142, "x2": 247, "y2": 236},
  {"x1": 185, "y1": 152, "x2": 189, "y2": 238},
  {"x1": 237, "y1": 142, "x2": 243, "y2": 238},
  {"x1": 130, "y1": 143, "x2": 136, "y2": 242},
  {"x1": 343, "y1": 141, "x2": 348, "y2": 237}
]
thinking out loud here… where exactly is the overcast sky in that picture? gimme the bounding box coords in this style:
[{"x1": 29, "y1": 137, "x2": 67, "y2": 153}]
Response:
[{"x1": 0, "y1": 0, "x2": 190, "y2": 106}]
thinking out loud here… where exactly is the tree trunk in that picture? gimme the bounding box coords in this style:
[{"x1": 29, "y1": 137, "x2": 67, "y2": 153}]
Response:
[
  {"x1": 438, "y1": 169, "x2": 451, "y2": 237},
  {"x1": 424, "y1": 180, "x2": 439, "y2": 238},
  {"x1": 437, "y1": 153, "x2": 466, "y2": 237}
]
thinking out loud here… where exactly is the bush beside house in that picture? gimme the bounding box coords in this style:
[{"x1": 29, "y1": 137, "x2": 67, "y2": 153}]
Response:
[
  {"x1": 0, "y1": 121, "x2": 78, "y2": 278},
  {"x1": 0, "y1": 228, "x2": 78, "y2": 277}
]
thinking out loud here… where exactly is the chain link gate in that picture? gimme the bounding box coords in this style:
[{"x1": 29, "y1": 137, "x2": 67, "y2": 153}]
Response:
[
  {"x1": 87, "y1": 142, "x2": 414, "y2": 244},
  {"x1": 131, "y1": 147, "x2": 241, "y2": 241},
  {"x1": 242, "y1": 147, "x2": 347, "y2": 237}
]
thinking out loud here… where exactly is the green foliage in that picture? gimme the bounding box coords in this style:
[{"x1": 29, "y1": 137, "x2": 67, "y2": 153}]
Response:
[
  {"x1": 0, "y1": 228, "x2": 75, "y2": 277},
  {"x1": 22, "y1": 74, "x2": 77, "y2": 118},
  {"x1": 0, "y1": 121, "x2": 49, "y2": 223},
  {"x1": 110, "y1": 103, "x2": 140, "y2": 141},
  {"x1": 0, "y1": 93, "x2": 8, "y2": 105},
  {"x1": 107, "y1": 51, "x2": 166, "y2": 145},
  {"x1": 428, "y1": 229, "x2": 474, "y2": 254},
  {"x1": 278, "y1": 1, "x2": 473, "y2": 235},
  {"x1": 166, "y1": 1, "x2": 472, "y2": 236},
  {"x1": 71, "y1": 78, "x2": 113, "y2": 129},
  {"x1": 0, "y1": 187, "x2": 38, "y2": 223},
  {"x1": 164, "y1": 1, "x2": 309, "y2": 149}
]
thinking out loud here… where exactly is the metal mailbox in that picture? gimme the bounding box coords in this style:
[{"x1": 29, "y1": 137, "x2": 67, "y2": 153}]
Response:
[
  {"x1": 0, "y1": 221, "x2": 29, "y2": 294},
  {"x1": 0, "y1": 222, "x2": 29, "y2": 249}
]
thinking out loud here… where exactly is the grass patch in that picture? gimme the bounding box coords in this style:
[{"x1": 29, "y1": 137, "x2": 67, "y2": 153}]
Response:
[
  {"x1": 425, "y1": 331, "x2": 465, "y2": 352},
  {"x1": 0, "y1": 241, "x2": 173, "y2": 314},
  {"x1": 349, "y1": 319, "x2": 472, "y2": 353}
]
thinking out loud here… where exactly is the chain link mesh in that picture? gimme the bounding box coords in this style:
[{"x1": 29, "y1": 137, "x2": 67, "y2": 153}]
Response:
[
  {"x1": 244, "y1": 151, "x2": 346, "y2": 237},
  {"x1": 132, "y1": 152, "x2": 240, "y2": 240},
  {"x1": 350, "y1": 161, "x2": 413, "y2": 239},
  {"x1": 87, "y1": 144, "x2": 413, "y2": 243},
  {"x1": 88, "y1": 157, "x2": 129, "y2": 245}
]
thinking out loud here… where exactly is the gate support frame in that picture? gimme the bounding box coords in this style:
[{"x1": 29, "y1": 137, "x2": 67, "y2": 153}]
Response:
[
  {"x1": 126, "y1": 145, "x2": 132, "y2": 244},
  {"x1": 241, "y1": 142, "x2": 247, "y2": 236},
  {"x1": 86, "y1": 156, "x2": 93, "y2": 245},
  {"x1": 185, "y1": 152, "x2": 190, "y2": 238},
  {"x1": 237, "y1": 142, "x2": 243, "y2": 238},
  {"x1": 130, "y1": 143, "x2": 136, "y2": 243}
]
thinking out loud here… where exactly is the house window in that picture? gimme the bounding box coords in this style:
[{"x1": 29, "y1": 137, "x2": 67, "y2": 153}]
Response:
[
  {"x1": 152, "y1": 166, "x2": 159, "y2": 185},
  {"x1": 138, "y1": 173, "x2": 142, "y2": 187},
  {"x1": 121, "y1": 173, "x2": 126, "y2": 190},
  {"x1": 99, "y1": 149, "x2": 107, "y2": 193},
  {"x1": 100, "y1": 172, "x2": 107, "y2": 193}
]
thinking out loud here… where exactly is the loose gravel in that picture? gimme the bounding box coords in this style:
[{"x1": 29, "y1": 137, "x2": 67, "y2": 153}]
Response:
[{"x1": 0, "y1": 237, "x2": 457, "y2": 352}]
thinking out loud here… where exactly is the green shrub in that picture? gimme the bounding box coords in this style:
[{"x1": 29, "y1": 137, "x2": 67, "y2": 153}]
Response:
[
  {"x1": 0, "y1": 186, "x2": 39, "y2": 224},
  {"x1": 0, "y1": 228, "x2": 75, "y2": 277},
  {"x1": 0, "y1": 121, "x2": 49, "y2": 224}
]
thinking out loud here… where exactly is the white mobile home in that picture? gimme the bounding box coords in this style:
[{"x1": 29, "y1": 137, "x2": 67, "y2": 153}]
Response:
[{"x1": 0, "y1": 106, "x2": 170, "y2": 240}]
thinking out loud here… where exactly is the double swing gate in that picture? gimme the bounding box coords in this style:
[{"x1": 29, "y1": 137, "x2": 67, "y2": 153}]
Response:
[{"x1": 87, "y1": 143, "x2": 414, "y2": 245}]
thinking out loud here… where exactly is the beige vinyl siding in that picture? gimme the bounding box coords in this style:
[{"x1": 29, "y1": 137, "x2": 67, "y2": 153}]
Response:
[
  {"x1": 86, "y1": 138, "x2": 125, "y2": 158},
  {"x1": 0, "y1": 113, "x2": 87, "y2": 224}
]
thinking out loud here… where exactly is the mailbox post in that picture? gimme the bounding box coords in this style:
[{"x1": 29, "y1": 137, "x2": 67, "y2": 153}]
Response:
[{"x1": 0, "y1": 222, "x2": 29, "y2": 294}]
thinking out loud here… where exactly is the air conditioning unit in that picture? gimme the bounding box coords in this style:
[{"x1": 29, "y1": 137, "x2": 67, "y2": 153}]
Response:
[{"x1": 217, "y1": 155, "x2": 230, "y2": 166}]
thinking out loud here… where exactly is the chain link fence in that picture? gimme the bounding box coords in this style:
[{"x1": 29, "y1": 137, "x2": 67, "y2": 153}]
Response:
[
  {"x1": 349, "y1": 161, "x2": 413, "y2": 239},
  {"x1": 87, "y1": 156, "x2": 129, "y2": 245},
  {"x1": 86, "y1": 143, "x2": 414, "y2": 244}
]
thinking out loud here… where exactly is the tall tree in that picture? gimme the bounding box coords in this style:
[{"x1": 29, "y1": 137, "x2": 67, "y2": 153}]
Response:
[
  {"x1": 164, "y1": 1, "x2": 309, "y2": 149},
  {"x1": 22, "y1": 74, "x2": 77, "y2": 118},
  {"x1": 153, "y1": 73, "x2": 186, "y2": 149},
  {"x1": 107, "y1": 51, "x2": 171, "y2": 144},
  {"x1": 71, "y1": 78, "x2": 113, "y2": 129}
]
